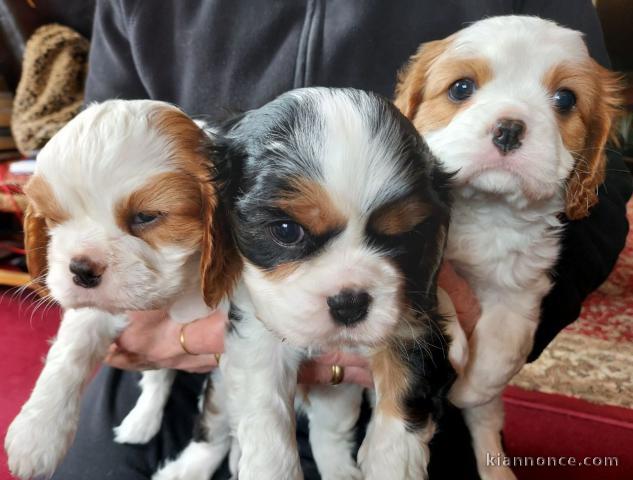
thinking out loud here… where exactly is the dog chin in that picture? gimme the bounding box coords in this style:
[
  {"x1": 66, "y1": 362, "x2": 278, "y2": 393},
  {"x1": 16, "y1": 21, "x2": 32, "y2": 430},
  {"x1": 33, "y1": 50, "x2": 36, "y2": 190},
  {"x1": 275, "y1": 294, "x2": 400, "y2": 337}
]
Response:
[
  {"x1": 51, "y1": 290, "x2": 120, "y2": 313},
  {"x1": 468, "y1": 169, "x2": 522, "y2": 194},
  {"x1": 463, "y1": 168, "x2": 552, "y2": 203},
  {"x1": 49, "y1": 284, "x2": 136, "y2": 313}
]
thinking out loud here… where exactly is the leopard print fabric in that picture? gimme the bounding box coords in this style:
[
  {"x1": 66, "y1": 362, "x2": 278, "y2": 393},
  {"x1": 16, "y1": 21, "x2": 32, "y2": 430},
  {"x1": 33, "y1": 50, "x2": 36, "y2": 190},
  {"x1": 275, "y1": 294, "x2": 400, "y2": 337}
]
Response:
[{"x1": 11, "y1": 24, "x2": 89, "y2": 156}]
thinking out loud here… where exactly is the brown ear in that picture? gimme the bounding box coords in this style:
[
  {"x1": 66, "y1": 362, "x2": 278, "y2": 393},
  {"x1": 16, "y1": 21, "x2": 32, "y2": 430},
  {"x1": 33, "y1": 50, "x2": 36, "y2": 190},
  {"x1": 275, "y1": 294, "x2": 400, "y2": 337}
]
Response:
[
  {"x1": 199, "y1": 181, "x2": 242, "y2": 308},
  {"x1": 394, "y1": 37, "x2": 452, "y2": 120},
  {"x1": 23, "y1": 203, "x2": 50, "y2": 296},
  {"x1": 565, "y1": 62, "x2": 622, "y2": 220}
]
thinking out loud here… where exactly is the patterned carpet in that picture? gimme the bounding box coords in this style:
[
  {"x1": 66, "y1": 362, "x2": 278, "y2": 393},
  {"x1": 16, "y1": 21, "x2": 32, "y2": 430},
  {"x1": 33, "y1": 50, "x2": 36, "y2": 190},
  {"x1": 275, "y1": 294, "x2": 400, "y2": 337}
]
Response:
[{"x1": 511, "y1": 201, "x2": 633, "y2": 409}]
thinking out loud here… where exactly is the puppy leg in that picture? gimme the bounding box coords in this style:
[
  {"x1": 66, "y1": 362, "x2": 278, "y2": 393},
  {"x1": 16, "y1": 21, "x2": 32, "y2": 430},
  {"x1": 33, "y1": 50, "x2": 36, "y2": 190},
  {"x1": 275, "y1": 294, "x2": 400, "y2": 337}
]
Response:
[
  {"x1": 224, "y1": 313, "x2": 302, "y2": 480},
  {"x1": 153, "y1": 373, "x2": 230, "y2": 480},
  {"x1": 305, "y1": 384, "x2": 363, "y2": 480},
  {"x1": 359, "y1": 346, "x2": 442, "y2": 480},
  {"x1": 464, "y1": 396, "x2": 517, "y2": 480},
  {"x1": 114, "y1": 369, "x2": 176, "y2": 444},
  {"x1": 359, "y1": 404, "x2": 436, "y2": 480},
  {"x1": 449, "y1": 303, "x2": 537, "y2": 408},
  {"x1": 5, "y1": 308, "x2": 127, "y2": 479}
]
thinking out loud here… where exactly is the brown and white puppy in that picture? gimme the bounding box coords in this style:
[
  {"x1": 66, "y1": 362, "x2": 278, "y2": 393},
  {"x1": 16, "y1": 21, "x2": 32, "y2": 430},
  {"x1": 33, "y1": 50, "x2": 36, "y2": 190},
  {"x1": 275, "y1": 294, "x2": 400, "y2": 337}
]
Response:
[
  {"x1": 395, "y1": 15, "x2": 621, "y2": 480},
  {"x1": 4, "y1": 100, "x2": 239, "y2": 480}
]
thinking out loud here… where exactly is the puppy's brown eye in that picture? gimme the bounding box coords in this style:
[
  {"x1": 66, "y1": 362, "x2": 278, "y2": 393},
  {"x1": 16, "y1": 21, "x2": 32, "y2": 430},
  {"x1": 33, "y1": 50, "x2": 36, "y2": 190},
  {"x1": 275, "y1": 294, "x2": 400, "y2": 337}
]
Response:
[
  {"x1": 448, "y1": 78, "x2": 476, "y2": 102},
  {"x1": 131, "y1": 212, "x2": 161, "y2": 227},
  {"x1": 269, "y1": 221, "x2": 305, "y2": 246},
  {"x1": 553, "y1": 89, "x2": 576, "y2": 112}
]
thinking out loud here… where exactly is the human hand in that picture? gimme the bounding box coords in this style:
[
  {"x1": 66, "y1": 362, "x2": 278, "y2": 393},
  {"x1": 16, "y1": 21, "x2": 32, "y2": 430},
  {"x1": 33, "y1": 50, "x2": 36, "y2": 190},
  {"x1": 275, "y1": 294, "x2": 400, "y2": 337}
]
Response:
[
  {"x1": 438, "y1": 260, "x2": 481, "y2": 337},
  {"x1": 104, "y1": 309, "x2": 226, "y2": 373},
  {"x1": 298, "y1": 351, "x2": 374, "y2": 388}
]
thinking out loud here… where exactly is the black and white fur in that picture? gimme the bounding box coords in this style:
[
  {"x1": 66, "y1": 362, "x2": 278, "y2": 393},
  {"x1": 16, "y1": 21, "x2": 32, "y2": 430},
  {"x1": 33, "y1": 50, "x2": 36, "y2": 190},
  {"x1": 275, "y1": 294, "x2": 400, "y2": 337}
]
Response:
[{"x1": 198, "y1": 88, "x2": 461, "y2": 479}]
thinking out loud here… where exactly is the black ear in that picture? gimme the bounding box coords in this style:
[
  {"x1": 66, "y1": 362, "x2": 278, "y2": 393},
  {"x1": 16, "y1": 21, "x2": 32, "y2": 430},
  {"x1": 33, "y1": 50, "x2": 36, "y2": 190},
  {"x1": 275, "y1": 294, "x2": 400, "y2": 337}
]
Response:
[
  {"x1": 412, "y1": 149, "x2": 453, "y2": 305},
  {"x1": 430, "y1": 159, "x2": 454, "y2": 215},
  {"x1": 201, "y1": 115, "x2": 248, "y2": 208}
]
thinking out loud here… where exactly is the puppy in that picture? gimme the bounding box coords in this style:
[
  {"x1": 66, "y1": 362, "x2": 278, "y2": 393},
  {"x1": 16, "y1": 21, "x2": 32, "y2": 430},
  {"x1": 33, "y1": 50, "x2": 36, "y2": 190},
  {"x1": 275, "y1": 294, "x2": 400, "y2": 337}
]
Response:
[
  {"x1": 395, "y1": 16, "x2": 621, "y2": 480},
  {"x1": 209, "y1": 87, "x2": 460, "y2": 480},
  {"x1": 5, "y1": 100, "x2": 239, "y2": 479}
]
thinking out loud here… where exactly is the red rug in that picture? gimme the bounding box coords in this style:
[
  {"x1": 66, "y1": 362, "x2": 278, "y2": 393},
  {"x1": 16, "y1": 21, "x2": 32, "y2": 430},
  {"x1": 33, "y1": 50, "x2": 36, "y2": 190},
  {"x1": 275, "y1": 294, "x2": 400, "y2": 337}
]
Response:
[
  {"x1": 0, "y1": 290, "x2": 60, "y2": 480},
  {"x1": 503, "y1": 386, "x2": 633, "y2": 479}
]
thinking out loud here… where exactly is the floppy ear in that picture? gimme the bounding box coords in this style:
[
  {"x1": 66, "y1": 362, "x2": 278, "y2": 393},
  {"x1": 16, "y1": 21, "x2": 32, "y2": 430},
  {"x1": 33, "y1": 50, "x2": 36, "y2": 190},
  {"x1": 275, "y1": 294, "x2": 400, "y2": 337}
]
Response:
[
  {"x1": 565, "y1": 62, "x2": 622, "y2": 220},
  {"x1": 415, "y1": 170, "x2": 452, "y2": 302},
  {"x1": 394, "y1": 37, "x2": 451, "y2": 120},
  {"x1": 23, "y1": 203, "x2": 50, "y2": 296},
  {"x1": 199, "y1": 135, "x2": 244, "y2": 308}
]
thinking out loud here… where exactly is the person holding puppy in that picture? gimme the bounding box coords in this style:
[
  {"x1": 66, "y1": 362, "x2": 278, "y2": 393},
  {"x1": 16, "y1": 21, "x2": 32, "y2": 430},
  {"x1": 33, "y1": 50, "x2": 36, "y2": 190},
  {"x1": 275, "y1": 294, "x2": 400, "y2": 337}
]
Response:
[{"x1": 50, "y1": 1, "x2": 631, "y2": 479}]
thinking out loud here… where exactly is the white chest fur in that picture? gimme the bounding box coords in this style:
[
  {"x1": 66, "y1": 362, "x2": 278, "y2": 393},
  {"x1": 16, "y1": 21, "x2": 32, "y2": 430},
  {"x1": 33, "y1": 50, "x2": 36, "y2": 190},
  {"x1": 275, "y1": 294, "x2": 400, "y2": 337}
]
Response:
[{"x1": 446, "y1": 192, "x2": 563, "y2": 307}]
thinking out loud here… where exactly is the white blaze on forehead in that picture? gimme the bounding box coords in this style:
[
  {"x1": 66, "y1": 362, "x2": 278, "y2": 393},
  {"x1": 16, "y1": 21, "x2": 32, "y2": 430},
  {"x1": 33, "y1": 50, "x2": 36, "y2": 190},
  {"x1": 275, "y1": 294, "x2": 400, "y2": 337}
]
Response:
[
  {"x1": 35, "y1": 100, "x2": 179, "y2": 226},
  {"x1": 310, "y1": 90, "x2": 414, "y2": 216},
  {"x1": 451, "y1": 16, "x2": 588, "y2": 83}
]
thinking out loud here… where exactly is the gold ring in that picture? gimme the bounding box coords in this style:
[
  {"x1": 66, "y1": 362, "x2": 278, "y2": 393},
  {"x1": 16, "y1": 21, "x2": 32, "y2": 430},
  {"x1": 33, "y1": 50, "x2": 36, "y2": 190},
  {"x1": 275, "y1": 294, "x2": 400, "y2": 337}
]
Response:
[
  {"x1": 179, "y1": 324, "x2": 198, "y2": 356},
  {"x1": 214, "y1": 353, "x2": 222, "y2": 366},
  {"x1": 330, "y1": 364, "x2": 344, "y2": 385}
]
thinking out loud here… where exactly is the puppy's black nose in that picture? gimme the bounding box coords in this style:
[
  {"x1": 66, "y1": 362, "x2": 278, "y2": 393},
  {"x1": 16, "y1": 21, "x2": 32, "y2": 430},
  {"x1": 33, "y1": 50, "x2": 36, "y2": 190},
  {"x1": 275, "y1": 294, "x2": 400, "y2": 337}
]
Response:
[
  {"x1": 69, "y1": 256, "x2": 105, "y2": 289},
  {"x1": 492, "y1": 118, "x2": 526, "y2": 154},
  {"x1": 327, "y1": 289, "x2": 372, "y2": 326}
]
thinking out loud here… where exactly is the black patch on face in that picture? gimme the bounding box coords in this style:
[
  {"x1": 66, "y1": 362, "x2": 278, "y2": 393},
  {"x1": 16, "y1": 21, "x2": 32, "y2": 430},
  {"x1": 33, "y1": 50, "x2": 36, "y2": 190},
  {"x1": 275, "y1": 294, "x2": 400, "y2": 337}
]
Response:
[
  {"x1": 213, "y1": 89, "x2": 344, "y2": 272},
  {"x1": 232, "y1": 201, "x2": 343, "y2": 271},
  {"x1": 363, "y1": 98, "x2": 452, "y2": 315}
]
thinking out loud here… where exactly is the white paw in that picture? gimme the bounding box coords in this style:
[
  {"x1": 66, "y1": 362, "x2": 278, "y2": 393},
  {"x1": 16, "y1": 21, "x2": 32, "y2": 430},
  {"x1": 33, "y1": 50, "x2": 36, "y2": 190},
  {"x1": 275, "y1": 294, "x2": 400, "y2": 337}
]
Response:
[
  {"x1": 313, "y1": 441, "x2": 362, "y2": 480},
  {"x1": 152, "y1": 459, "x2": 216, "y2": 480},
  {"x1": 152, "y1": 441, "x2": 230, "y2": 480},
  {"x1": 152, "y1": 461, "x2": 184, "y2": 480},
  {"x1": 5, "y1": 407, "x2": 75, "y2": 479},
  {"x1": 152, "y1": 460, "x2": 201, "y2": 480},
  {"x1": 358, "y1": 416, "x2": 431, "y2": 480},
  {"x1": 113, "y1": 408, "x2": 163, "y2": 444}
]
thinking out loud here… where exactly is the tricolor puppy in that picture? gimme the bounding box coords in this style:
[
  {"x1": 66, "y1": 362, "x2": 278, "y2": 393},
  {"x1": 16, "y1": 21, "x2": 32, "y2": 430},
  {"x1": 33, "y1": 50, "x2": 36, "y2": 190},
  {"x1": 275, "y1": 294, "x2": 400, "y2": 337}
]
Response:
[
  {"x1": 213, "y1": 87, "x2": 459, "y2": 480},
  {"x1": 4, "y1": 100, "x2": 238, "y2": 479},
  {"x1": 395, "y1": 16, "x2": 621, "y2": 480}
]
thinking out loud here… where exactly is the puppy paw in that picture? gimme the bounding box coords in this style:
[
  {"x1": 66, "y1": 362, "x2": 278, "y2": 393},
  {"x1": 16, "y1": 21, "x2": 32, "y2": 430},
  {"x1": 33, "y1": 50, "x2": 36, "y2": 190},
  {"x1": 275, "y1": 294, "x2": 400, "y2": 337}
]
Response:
[
  {"x1": 113, "y1": 409, "x2": 163, "y2": 444},
  {"x1": 358, "y1": 418, "x2": 430, "y2": 480},
  {"x1": 312, "y1": 438, "x2": 362, "y2": 480},
  {"x1": 5, "y1": 408, "x2": 74, "y2": 479},
  {"x1": 152, "y1": 461, "x2": 215, "y2": 480},
  {"x1": 152, "y1": 441, "x2": 230, "y2": 480},
  {"x1": 152, "y1": 461, "x2": 188, "y2": 480}
]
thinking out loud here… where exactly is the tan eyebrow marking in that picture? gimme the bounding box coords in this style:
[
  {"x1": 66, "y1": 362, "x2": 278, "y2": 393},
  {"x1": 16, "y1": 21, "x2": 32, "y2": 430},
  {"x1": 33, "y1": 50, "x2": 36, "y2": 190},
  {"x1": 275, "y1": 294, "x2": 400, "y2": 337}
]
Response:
[
  {"x1": 370, "y1": 197, "x2": 431, "y2": 235},
  {"x1": 275, "y1": 178, "x2": 347, "y2": 235},
  {"x1": 116, "y1": 171, "x2": 205, "y2": 250}
]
